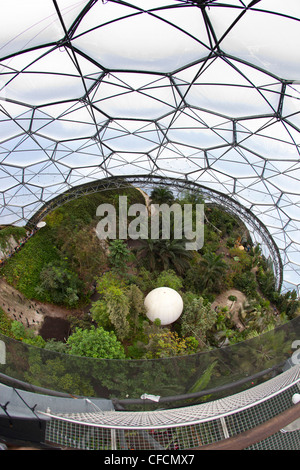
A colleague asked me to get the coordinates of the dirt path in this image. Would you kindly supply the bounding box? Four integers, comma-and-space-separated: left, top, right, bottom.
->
136, 187, 152, 215
0, 278, 78, 333
211, 289, 247, 331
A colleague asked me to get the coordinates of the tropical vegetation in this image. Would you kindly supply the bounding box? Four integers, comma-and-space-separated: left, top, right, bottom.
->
0, 184, 299, 368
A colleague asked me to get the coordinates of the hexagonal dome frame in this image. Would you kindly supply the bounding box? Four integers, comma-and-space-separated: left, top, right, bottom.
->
0, 0, 300, 293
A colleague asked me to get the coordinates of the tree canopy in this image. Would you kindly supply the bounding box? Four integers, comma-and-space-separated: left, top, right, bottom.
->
66, 326, 126, 359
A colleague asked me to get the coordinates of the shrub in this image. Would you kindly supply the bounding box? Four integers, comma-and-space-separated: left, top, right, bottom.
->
183, 265, 205, 294
228, 247, 252, 271
233, 271, 258, 298
66, 326, 126, 359
128, 267, 155, 294
108, 239, 131, 272
228, 295, 237, 302
36, 261, 83, 306
256, 267, 276, 299
144, 329, 199, 359
180, 292, 217, 347
96, 271, 127, 295
155, 269, 183, 291
0, 307, 13, 337
10, 320, 46, 348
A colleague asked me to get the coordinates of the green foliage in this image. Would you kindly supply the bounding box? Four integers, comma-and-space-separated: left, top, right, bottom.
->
93, 273, 147, 339
136, 239, 160, 271
250, 243, 262, 267
36, 261, 82, 306
92, 272, 131, 339
43, 339, 68, 354
180, 292, 217, 347
274, 289, 300, 320
108, 239, 131, 272
238, 298, 276, 334
0, 226, 27, 251
205, 205, 240, 237
10, 320, 46, 348
24, 356, 94, 397
143, 329, 199, 359
228, 295, 237, 302
10, 320, 25, 339
178, 189, 204, 206
56, 224, 106, 288
128, 267, 155, 294
2, 186, 144, 304
2, 183, 298, 370
208, 308, 237, 347
96, 271, 127, 295
158, 239, 193, 275
228, 247, 252, 272
137, 238, 193, 275
45, 190, 121, 231
233, 271, 258, 298
188, 361, 217, 394
66, 326, 126, 359
104, 288, 130, 340
1, 226, 60, 299
90, 299, 112, 330
256, 267, 276, 299
67, 313, 95, 333
183, 264, 205, 294
199, 251, 228, 292
155, 269, 183, 291
0, 307, 13, 337
246, 329, 291, 370
126, 284, 147, 333
150, 186, 175, 205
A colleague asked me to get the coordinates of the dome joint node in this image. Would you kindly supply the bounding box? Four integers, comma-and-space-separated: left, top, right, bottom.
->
57, 38, 68, 50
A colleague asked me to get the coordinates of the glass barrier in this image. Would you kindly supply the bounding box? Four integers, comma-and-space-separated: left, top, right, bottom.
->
1, 316, 299, 410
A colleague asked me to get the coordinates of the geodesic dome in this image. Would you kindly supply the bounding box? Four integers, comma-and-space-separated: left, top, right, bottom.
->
0, 0, 300, 293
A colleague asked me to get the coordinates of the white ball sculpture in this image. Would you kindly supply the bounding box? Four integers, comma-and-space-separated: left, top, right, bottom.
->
144, 287, 183, 326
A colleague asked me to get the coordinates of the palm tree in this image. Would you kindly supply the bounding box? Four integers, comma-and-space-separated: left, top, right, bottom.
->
136, 238, 161, 271
150, 186, 175, 205
136, 237, 192, 274
158, 238, 193, 275
200, 251, 227, 291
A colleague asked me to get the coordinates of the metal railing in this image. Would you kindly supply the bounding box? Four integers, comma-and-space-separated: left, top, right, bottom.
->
42, 364, 300, 450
